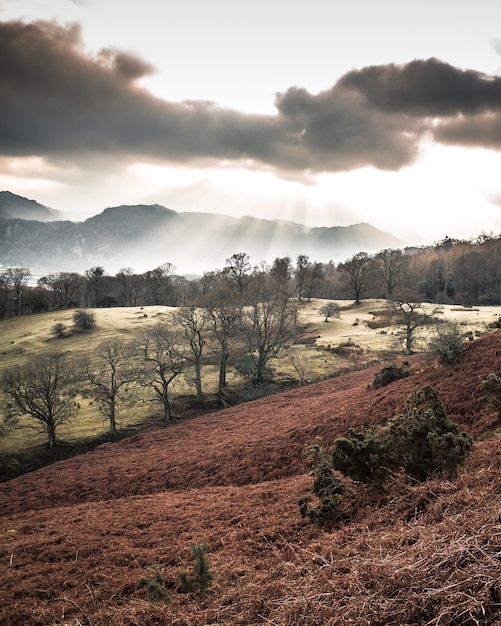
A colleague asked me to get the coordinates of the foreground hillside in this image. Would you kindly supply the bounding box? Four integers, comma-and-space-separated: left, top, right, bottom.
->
1, 332, 501, 624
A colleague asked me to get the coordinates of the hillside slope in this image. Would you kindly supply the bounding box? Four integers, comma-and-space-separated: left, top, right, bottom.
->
1, 331, 501, 624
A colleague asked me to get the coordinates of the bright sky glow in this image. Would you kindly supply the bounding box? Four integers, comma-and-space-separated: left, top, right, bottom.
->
2, 0, 501, 246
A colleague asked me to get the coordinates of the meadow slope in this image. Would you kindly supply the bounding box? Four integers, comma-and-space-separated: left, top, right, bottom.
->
1, 331, 501, 624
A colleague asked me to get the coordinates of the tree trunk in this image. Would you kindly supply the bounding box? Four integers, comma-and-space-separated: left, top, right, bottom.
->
162, 388, 172, 421
218, 341, 229, 397
47, 422, 57, 448
405, 320, 412, 355
109, 398, 117, 434
194, 359, 204, 400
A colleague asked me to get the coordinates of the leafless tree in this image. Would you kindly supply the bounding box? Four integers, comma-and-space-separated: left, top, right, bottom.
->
242, 270, 298, 384
174, 306, 209, 400
81, 339, 140, 434
338, 252, 372, 305
201, 285, 240, 399
116, 267, 142, 307
140, 322, 185, 421
0, 353, 77, 448
144, 262, 176, 305
375, 248, 408, 297
390, 298, 442, 355
224, 252, 251, 298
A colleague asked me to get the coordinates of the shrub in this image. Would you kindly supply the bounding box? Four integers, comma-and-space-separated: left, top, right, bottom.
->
481, 373, 501, 421
139, 564, 169, 602
319, 302, 341, 322
178, 543, 213, 595
331, 427, 393, 485
73, 309, 96, 330
428, 322, 466, 364
298, 444, 346, 529
51, 322, 67, 339
372, 362, 410, 388
382, 386, 472, 481
300, 387, 472, 528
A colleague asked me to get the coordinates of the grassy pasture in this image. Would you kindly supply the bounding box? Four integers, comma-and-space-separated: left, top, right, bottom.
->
0, 299, 499, 474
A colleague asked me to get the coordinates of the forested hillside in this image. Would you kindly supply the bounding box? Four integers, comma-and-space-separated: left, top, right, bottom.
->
2, 233, 501, 320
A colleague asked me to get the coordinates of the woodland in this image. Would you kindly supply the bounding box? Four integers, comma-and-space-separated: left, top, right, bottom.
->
2, 232, 501, 321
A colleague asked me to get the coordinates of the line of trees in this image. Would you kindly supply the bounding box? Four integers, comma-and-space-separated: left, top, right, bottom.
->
0, 258, 301, 448
2, 232, 501, 319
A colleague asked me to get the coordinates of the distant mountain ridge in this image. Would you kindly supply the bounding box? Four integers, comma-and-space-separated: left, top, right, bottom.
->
0, 192, 405, 274
0, 191, 63, 222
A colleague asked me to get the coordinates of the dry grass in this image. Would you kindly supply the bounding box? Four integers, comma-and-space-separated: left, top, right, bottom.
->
1, 329, 501, 623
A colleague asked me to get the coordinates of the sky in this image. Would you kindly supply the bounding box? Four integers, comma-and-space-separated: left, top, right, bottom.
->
2, 0, 501, 246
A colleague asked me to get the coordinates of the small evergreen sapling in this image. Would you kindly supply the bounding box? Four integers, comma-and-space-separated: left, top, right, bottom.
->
178, 543, 213, 595
138, 564, 169, 602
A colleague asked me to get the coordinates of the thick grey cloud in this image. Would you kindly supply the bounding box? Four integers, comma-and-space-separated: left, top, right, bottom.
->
339, 58, 501, 116
2, 20, 501, 175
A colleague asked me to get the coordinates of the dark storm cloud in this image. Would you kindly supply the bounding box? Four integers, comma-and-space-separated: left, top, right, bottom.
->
2, 20, 501, 174
339, 58, 501, 116
338, 58, 501, 150
274, 86, 421, 170
0, 20, 283, 164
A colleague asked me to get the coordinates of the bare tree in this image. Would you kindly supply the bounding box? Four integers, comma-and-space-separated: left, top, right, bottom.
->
242, 270, 298, 384
224, 252, 251, 298
375, 248, 408, 297
39, 272, 83, 309
116, 267, 142, 307
6, 267, 31, 316
174, 307, 209, 400
144, 263, 176, 305
390, 299, 442, 355
0, 270, 13, 319
201, 286, 240, 399
319, 301, 341, 322
81, 339, 140, 434
140, 322, 185, 421
338, 252, 372, 304
0, 353, 77, 448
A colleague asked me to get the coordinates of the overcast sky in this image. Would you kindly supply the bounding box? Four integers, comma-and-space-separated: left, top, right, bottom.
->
2, 0, 501, 245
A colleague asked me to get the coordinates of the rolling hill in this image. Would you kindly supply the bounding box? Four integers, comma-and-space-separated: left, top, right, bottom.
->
1, 330, 501, 624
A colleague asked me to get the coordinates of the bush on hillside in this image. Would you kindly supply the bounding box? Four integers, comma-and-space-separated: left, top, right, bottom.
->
73, 309, 96, 330
331, 427, 393, 486
298, 444, 346, 530
372, 362, 410, 388
481, 373, 501, 421
383, 386, 472, 481
428, 322, 466, 364
301, 387, 473, 528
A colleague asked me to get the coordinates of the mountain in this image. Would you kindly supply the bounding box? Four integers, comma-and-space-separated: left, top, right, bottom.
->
0, 191, 63, 221
0, 193, 405, 274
